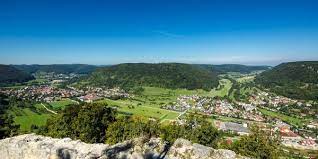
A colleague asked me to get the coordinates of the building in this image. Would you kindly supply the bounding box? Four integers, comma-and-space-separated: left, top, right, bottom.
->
215, 121, 250, 135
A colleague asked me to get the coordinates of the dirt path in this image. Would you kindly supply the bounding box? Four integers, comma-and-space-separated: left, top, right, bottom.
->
41, 103, 57, 114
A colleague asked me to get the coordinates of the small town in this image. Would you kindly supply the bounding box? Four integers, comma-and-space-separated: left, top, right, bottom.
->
161, 93, 318, 151
0, 85, 129, 103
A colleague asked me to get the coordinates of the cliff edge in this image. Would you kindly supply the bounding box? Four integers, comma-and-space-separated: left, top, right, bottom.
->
0, 134, 246, 159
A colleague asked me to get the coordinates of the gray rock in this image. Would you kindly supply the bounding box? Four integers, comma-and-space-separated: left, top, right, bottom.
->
0, 134, 245, 159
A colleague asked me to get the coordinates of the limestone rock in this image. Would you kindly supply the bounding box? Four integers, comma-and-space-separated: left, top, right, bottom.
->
0, 134, 246, 159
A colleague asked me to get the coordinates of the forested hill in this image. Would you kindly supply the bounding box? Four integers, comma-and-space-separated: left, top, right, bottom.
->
197, 64, 270, 74
0, 65, 34, 84
13, 64, 98, 74
255, 61, 318, 100
87, 63, 219, 90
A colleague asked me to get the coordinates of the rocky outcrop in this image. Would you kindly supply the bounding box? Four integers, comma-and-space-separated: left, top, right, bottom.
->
0, 134, 246, 159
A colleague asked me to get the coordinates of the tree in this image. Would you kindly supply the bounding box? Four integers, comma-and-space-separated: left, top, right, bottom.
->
0, 94, 20, 139
230, 126, 279, 159
43, 103, 117, 143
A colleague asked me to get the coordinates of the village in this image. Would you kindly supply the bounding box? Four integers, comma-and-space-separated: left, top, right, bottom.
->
0, 85, 129, 103
161, 92, 318, 151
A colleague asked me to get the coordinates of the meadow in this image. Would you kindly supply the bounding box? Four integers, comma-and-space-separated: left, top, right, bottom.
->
49, 98, 77, 110
9, 105, 51, 132
258, 108, 304, 127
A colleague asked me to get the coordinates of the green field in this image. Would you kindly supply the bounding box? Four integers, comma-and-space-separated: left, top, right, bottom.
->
237, 75, 255, 83
96, 83, 235, 122
97, 98, 180, 122
210, 79, 232, 97
258, 108, 304, 127
49, 98, 77, 109
9, 107, 51, 132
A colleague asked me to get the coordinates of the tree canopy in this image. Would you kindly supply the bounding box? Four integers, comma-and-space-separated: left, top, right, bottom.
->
255, 61, 318, 100
86, 63, 219, 90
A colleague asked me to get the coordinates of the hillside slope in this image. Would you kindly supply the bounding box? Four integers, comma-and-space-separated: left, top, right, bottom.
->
13, 64, 97, 74
0, 65, 34, 84
255, 61, 318, 100
197, 64, 270, 74
87, 63, 219, 90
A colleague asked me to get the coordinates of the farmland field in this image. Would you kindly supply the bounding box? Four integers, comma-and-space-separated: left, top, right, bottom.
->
96, 82, 234, 121
9, 107, 51, 132
258, 108, 305, 127
49, 98, 77, 110
237, 75, 255, 83
96, 98, 179, 121
210, 79, 232, 97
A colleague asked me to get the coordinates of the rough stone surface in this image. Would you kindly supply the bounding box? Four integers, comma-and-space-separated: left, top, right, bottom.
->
0, 134, 246, 159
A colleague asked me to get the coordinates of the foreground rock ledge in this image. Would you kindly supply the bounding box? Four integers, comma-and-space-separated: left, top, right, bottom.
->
0, 134, 247, 159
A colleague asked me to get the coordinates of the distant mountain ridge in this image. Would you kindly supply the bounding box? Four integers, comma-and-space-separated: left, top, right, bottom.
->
86, 63, 219, 90
255, 61, 318, 100
197, 64, 270, 74
0, 65, 34, 84
13, 64, 98, 74
11, 63, 270, 75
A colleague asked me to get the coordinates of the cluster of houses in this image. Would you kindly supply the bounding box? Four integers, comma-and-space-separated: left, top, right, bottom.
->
34, 72, 83, 81
214, 119, 318, 150
235, 102, 264, 121
162, 95, 265, 121
275, 121, 318, 150
77, 87, 130, 103
0, 85, 129, 103
249, 91, 314, 110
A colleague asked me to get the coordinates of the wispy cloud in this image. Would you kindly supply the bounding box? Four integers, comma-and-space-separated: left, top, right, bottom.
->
152, 30, 185, 38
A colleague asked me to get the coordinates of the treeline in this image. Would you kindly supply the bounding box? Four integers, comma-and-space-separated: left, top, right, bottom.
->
0, 65, 34, 85
255, 61, 318, 100
13, 64, 98, 74
197, 64, 270, 74
86, 63, 219, 91
37, 102, 280, 158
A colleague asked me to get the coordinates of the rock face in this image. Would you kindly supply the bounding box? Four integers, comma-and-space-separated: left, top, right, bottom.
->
0, 134, 244, 159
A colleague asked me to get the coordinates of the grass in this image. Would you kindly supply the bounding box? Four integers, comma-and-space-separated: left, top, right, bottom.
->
237, 75, 255, 83
258, 108, 304, 127
95, 82, 233, 122
9, 107, 51, 132
96, 98, 179, 121
49, 98, 77, 109
210, 79, 232, 97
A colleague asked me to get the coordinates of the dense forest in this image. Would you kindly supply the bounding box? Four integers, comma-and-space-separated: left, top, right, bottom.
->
0, 94, 19, 139
11, 64, 269, 75
86, 63, 219, 90
0, 65, 34, 84
197, 64, 270, 74
255, 61, 318, 100
13, 64, 98, 74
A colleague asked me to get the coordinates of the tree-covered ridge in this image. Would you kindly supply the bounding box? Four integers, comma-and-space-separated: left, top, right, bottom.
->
197, 64, 270, 74
255, 61, 318, 100
0, 65, 34, 84
87, 63, 219, 90
13, 64, 98, 74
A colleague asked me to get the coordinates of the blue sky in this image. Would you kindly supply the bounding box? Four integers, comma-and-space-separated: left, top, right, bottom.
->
0, 0, 318, 65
